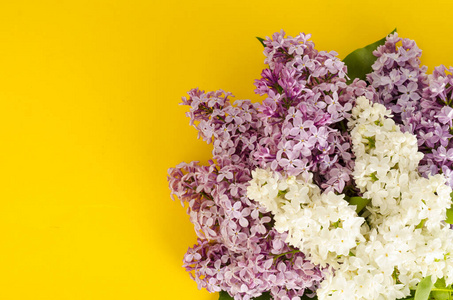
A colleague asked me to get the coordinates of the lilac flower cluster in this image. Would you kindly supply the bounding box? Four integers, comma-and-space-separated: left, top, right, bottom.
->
167, 30, 379, 299
167, 28, 453, 300
368, 33, 453, 187
254, 30, 376, 193
168, 87, 324, 299
168, 30, 453, 299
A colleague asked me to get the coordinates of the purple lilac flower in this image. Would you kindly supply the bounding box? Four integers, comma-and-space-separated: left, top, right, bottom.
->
168, 85, 325, 299
368, 33, 453, 188
254, 30, 376, 193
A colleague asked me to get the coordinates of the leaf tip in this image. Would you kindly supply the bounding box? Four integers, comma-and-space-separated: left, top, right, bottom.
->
256, 37, 266, 47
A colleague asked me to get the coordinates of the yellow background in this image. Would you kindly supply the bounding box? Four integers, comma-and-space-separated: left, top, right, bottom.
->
0, 0, 452, 299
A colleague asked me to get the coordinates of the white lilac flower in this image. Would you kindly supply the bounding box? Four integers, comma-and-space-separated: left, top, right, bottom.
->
247, 169, 365, 268
344, 97, 453, 298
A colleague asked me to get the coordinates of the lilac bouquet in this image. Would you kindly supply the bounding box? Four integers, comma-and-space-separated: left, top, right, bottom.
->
168, 30, 453, 300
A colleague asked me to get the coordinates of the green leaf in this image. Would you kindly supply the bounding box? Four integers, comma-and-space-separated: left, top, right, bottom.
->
415, 276, 433, 300
342, 28, 396, 83
431, 278, 451, 300
430, 291, 450, 300
219, 291, 272, 300
253, 292, 271, 300
300, 293, 318, 300
347, 196, 371, 214
256, 37, 266, 47
219, 291, 233, 300
434, 277, 447, 288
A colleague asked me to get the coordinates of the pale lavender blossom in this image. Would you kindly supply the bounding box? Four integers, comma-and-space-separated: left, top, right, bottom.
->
169, 80, 326, 299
